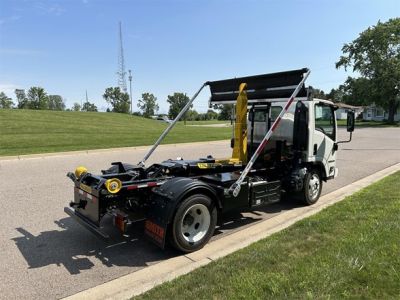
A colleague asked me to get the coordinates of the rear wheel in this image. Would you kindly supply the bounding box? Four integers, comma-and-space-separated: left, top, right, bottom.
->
300, 169, 322, 205
169, 194, 217, 253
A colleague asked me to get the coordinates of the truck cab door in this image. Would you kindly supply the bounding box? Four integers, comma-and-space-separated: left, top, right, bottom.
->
312, 102, 337, 178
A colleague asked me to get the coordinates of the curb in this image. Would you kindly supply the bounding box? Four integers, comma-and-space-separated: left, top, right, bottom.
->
0, 140, 229, 161
63, 162, 400, 300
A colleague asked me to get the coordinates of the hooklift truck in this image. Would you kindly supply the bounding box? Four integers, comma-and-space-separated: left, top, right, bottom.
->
65, 68, 355, 253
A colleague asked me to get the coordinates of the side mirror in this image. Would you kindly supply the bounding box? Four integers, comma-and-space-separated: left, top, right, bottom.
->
337, 110, 354, 145
347, 111, 355, 132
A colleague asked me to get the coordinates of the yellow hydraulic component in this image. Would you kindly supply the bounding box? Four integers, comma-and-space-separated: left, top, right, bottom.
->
214, 158, 241, 165
197, 162, 222, 169
104, 178, 122, 194
231, 83, 248, 164
75, 166, 88, 178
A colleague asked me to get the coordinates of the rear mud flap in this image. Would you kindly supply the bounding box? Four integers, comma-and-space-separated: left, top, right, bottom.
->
64, 207, 109, 240
144, 219, 167, 248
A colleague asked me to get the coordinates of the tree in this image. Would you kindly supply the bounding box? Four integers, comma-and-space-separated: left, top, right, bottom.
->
205, 109, 218, 120
0, 92, 13, 109
334, 77, 376, 106
27, 87, 48, 110
312, 88, 328, 100
325, 88, 343, 103
137, 93, 159, 117
215, 104, 233, 120
336, 18, 400, 123
186, 109, 199, 121
103, 87, 130, 113
167, 93, 191, 122
82, 101, 98, 112
72, 103, 81, 111
48, 95, 66, 111
15, 89, 28, 109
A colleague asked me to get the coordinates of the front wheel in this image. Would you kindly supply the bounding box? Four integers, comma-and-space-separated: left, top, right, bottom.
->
169, 194, 217, 253
300, 170, 322, 205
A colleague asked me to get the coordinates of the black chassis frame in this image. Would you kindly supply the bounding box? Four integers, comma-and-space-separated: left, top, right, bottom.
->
67, 154, 287, 248
66, 103, 314, 248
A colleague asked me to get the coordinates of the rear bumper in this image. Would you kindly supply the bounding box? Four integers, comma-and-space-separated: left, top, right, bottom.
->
64, 207, 109, 240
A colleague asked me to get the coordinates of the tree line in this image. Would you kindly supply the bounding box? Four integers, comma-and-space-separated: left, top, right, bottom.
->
2, 18, 398, 122
0, 87, 98, 112
106, 88, 228, 121
0, 87, 67, 111
0, 86, 229, 120
314, 18, 400, 123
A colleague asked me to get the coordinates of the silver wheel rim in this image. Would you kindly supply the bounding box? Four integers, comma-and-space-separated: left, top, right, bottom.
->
308, 174, 320, 201
180, 203, 210, 243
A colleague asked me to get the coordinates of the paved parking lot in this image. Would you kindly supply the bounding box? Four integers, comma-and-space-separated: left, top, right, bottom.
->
0, 127, 399, 299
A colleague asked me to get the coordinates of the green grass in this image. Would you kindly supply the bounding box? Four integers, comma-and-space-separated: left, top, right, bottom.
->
337, 119, 399, 127
136, 172, 400, 299
181, 120, 231, 125
0, 109, 231, 156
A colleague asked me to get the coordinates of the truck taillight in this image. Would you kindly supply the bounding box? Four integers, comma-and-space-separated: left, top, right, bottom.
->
114, 213, 127, 233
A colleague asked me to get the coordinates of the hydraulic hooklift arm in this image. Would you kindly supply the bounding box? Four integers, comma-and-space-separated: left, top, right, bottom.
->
138, 83, 207, 167
227, 69, 311, 197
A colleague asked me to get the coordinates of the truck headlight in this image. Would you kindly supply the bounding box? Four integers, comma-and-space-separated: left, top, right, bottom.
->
105, 178, 122, 194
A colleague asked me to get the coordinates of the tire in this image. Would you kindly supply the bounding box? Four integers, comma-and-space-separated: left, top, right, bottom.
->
300, 169, 322, 205
169, 194, 217, 253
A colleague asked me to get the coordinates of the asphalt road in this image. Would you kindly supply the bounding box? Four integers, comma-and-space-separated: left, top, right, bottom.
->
0, 127, 399, 299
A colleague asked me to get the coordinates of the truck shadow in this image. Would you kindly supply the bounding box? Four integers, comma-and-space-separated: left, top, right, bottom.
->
12, 217, 178, 275
13, 198, 302, 275
215, 196, 302, 236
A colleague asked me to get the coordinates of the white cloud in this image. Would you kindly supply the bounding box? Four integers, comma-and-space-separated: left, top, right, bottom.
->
34, 2, 65, 16
0, 15, 21, 26
0, 83, 21, 98
0, 48, 44, 56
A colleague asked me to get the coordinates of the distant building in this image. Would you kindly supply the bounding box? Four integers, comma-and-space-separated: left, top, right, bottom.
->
363, 103, 400, 122
335, 103, 363, 120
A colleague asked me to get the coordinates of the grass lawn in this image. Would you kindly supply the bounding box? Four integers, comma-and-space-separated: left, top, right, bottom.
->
136, 172, 400, 299
181, 120, 231, 125
0, 109, 231, 156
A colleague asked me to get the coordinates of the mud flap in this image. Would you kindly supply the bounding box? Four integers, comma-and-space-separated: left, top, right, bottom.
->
144, 219, 167, 248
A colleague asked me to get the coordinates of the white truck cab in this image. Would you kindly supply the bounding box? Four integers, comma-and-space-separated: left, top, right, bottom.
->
249, 98, 339, 181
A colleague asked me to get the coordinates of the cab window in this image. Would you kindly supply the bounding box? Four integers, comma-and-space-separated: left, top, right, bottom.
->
249, 109, 267, 122
249, 106, 282, 122
270, 106, 282, 122
314, 103, 335, 140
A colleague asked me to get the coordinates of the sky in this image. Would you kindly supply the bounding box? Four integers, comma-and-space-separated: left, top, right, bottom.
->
0, 0, 399, 113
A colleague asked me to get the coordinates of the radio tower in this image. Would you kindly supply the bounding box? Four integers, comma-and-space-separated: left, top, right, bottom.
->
117, 21, 127, 93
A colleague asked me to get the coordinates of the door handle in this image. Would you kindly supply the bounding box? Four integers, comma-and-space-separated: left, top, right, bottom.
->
313, 144, 317, 155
